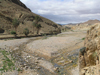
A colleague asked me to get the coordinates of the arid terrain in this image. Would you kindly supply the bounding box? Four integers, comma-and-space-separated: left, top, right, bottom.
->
0, 30, 86, 75
1, 0, 100, 75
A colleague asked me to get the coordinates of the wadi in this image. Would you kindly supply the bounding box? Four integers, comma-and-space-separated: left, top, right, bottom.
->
0, 0, 100, 75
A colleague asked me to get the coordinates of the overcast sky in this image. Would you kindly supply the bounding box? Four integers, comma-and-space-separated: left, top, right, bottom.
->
20, 0, 100, 24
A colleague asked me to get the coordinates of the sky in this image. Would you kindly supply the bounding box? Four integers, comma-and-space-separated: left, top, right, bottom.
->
20, 0, 100, 24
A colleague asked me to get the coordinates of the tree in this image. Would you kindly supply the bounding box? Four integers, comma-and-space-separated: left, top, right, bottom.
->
33, 23, 42, 34
32, 16, 42, 34
12, 18, 19, 32
35, 16, 41, 23
23, 28, 29, 36
10, 31, 17, 37
36, 24, 42, 34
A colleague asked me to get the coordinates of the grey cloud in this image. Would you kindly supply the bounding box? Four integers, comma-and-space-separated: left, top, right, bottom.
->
39, 14, 98, 24
20, 0, 100, 24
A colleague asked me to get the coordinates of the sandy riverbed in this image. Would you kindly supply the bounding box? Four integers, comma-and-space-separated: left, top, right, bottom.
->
26, 31, 86, 59
0, 31, 86, 75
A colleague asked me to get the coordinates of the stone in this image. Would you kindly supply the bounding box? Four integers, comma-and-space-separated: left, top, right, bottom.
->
69, 60, 73, 63
35, 66, 41, 69
13, 47, 19, 51
53, 67, 59, 71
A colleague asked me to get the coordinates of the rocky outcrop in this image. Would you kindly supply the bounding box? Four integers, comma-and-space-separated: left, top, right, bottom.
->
0, 0, 61, 35
79, 23, 100, 75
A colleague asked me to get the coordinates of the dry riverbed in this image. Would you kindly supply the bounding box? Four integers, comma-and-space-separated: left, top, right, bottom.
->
0, 31, 86, 75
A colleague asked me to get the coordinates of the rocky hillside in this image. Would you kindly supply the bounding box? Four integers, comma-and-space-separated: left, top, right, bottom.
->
63, 20, 100, 31
79, 23, 100, 75
0, 0, 61, 35
82, 19, 100, 25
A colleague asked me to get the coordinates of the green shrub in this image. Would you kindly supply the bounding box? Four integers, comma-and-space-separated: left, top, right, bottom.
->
82, 38, 85, 40
0, 50, 15, 72
12, 19, 19, 27
23, 28, 29, 36
32, 16, 42, 34
10, 31, 16, 35
17, 68, 22, 71
35, 16, 41, 22
12, 18, 19, 32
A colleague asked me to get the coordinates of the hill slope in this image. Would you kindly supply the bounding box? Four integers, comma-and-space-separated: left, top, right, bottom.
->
82, 19, 100, 25
0, 0, 61, 35
62, 20, 100, 31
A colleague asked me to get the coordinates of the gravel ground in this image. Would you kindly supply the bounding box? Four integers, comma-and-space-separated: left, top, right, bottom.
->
26, 31, 86, 59
0, 38, 29, 48
0, 37, 40, 49
71, 64, 79, 75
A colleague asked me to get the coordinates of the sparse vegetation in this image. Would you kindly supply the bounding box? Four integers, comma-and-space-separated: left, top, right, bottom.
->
32, 16, 42, 34
36, 24, 42, 34
10, 31, 16, 35
23, 28, 29, 36
0, 50, 15, 72
17, 68, 22, 71
35, 16, 41, 23
12, 18, 19, 32
82, 38, 85, 40
10, 31, 17, 37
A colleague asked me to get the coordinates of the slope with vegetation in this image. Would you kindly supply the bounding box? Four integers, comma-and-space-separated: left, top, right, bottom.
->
0, 0, 61, 37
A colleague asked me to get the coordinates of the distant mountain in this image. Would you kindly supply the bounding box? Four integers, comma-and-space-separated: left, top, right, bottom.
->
63, 19, 100, 26
81, 19, 100, 25
66, 23, 78, 25
62, 19, 100, 31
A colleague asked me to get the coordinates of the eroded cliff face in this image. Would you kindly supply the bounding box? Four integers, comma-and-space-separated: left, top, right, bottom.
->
79, 23, 100, 75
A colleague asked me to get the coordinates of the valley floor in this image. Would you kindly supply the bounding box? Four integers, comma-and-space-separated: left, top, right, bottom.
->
0, 30, 86, 75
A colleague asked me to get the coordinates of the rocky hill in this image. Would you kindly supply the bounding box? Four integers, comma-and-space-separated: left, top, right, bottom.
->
79, 23, 100, 75
63, 20, 100, 31
82, 19, 100, 25
0, 0, 61, 36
